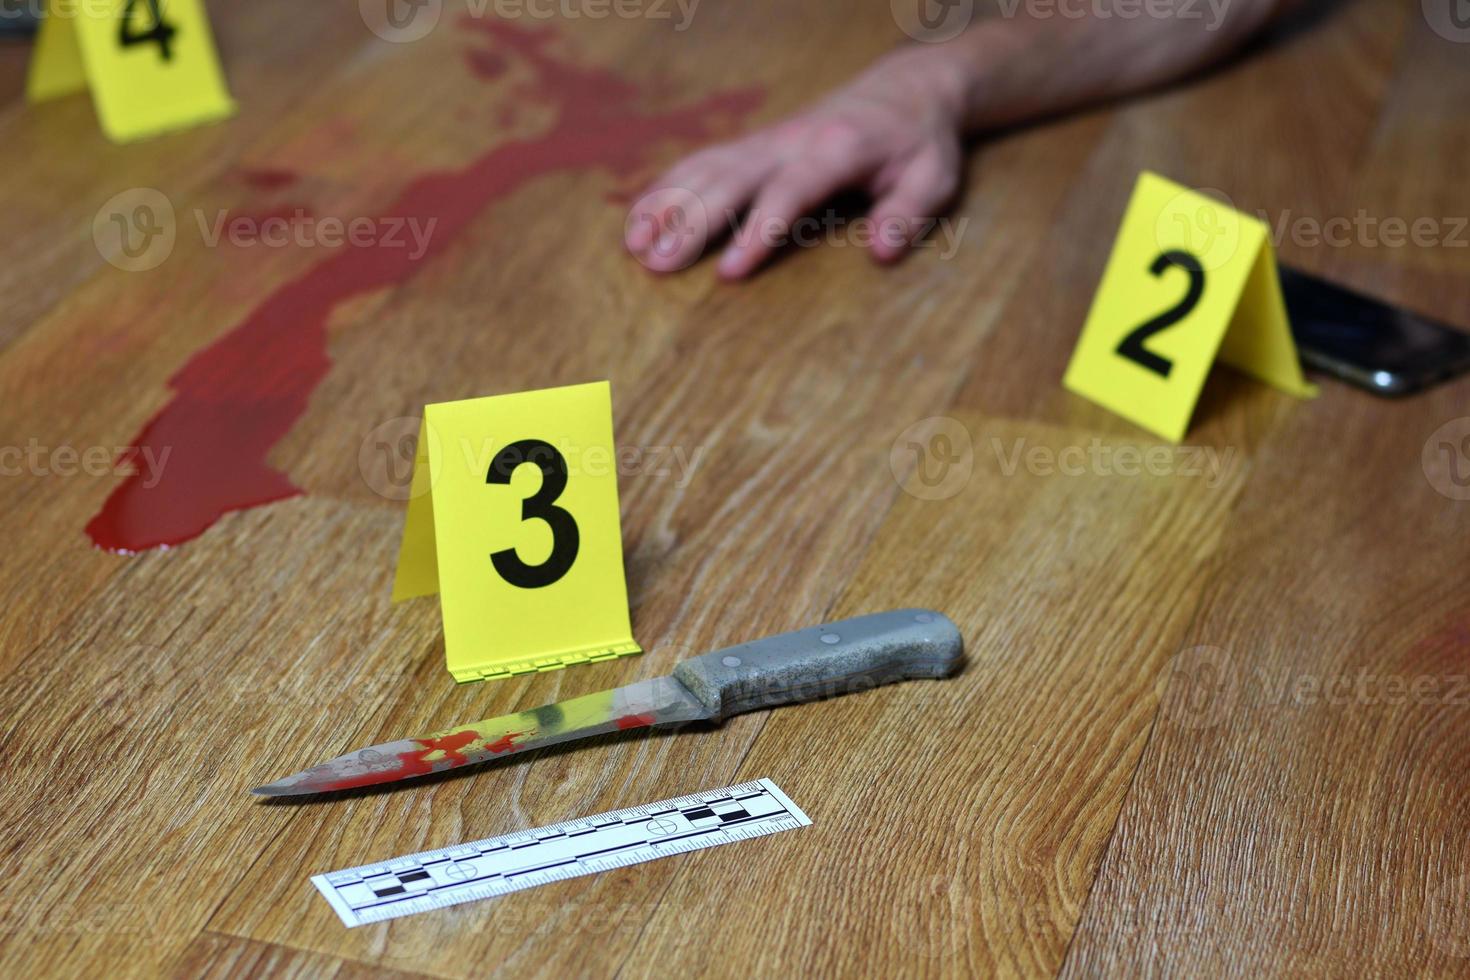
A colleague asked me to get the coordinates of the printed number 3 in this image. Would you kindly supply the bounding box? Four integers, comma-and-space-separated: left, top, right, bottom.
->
487, 439, 579, 589
119, 0, 177, 61
1116, 250, 1206, 378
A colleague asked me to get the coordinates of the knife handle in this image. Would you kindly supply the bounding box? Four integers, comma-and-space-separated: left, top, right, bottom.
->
671, 609, 963, 721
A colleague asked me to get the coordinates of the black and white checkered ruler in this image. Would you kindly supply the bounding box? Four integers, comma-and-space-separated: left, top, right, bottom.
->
311, 778, 811, 927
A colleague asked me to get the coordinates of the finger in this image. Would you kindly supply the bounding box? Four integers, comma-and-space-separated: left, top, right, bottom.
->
623, 186, 669, 255
716, 157, 868, 280
867, 147, 961, 264
624, 185, 716, 274
626, 157, 769, 273
625, 150, 720, 254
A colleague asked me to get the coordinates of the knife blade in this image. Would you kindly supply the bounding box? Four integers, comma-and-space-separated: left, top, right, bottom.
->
252, 608, 962, 797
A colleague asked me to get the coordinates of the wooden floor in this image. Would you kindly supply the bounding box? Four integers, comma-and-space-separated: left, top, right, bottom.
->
2, 0, 1468, 976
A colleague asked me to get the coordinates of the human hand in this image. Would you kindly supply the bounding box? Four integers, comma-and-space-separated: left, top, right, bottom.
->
625, 45, 969, 279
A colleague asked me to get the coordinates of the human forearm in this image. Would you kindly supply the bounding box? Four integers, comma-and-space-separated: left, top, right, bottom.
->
624, 0, 1309, 278
906, 0, 1303, 132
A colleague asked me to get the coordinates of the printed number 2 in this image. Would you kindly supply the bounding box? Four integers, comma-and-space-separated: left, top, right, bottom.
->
487, 439, 579, 589
1116, 250, 1206, 378
119, 0, 177, 61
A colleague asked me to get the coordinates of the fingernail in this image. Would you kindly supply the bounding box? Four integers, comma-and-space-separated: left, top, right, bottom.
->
654, 230, 682, 260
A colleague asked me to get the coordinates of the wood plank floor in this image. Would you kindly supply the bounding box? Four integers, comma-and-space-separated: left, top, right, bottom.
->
1, 1, 1467, 976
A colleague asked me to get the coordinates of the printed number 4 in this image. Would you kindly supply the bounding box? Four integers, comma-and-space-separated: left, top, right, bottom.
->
1116, 250, 1206, 378
487, 439, 580, 589
119, 0, 177, 61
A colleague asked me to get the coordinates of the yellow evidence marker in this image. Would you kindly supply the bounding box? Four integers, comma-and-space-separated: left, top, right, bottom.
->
28, 0, 236, 143
1064, 171, 1316, 443
393, 382, 643, 683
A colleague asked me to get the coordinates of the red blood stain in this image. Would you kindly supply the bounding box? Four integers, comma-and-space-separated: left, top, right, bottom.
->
392, 728, 523, 778
614, 713, 655, 730
312, 728, 529, 793
412, 728, 482, 764
239, 167, 300, 191
86, 20, 764, 552
483, 730, 527, 753
465, 48, 508, 81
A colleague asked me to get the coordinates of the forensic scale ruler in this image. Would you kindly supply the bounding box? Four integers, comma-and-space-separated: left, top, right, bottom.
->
312, 778, 810, 927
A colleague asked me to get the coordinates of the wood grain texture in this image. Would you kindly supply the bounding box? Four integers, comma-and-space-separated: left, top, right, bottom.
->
1, 0, 1466, 977
169, 933, 440, 979
1061, 9, 1470, 977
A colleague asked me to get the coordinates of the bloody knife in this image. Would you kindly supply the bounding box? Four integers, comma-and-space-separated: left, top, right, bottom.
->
252, 609, 962, 796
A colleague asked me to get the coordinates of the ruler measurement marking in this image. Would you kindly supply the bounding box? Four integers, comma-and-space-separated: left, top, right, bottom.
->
311, 778, 809, 927
356, 814, 781, 910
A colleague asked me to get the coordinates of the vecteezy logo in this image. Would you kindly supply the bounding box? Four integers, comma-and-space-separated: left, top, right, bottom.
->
92, 188, 175, 272
360, 0, 442, 43
626, 186, 711, 272
891, 0, 975, 43
890, 833, 975, 960
95, 644, 181, 712
1156, 645, 1238, 731
1155, 186, 1240, 272
1423, 417, 1470, 501
889, 417, 973, 501
1423, 0, 1470, 43
359, 416, 437, 501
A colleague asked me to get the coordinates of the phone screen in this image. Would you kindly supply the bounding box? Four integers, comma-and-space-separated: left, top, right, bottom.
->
1280, 266, 1470, 395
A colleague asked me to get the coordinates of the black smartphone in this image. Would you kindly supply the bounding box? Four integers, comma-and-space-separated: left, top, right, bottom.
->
1280, 266, 1470, 397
